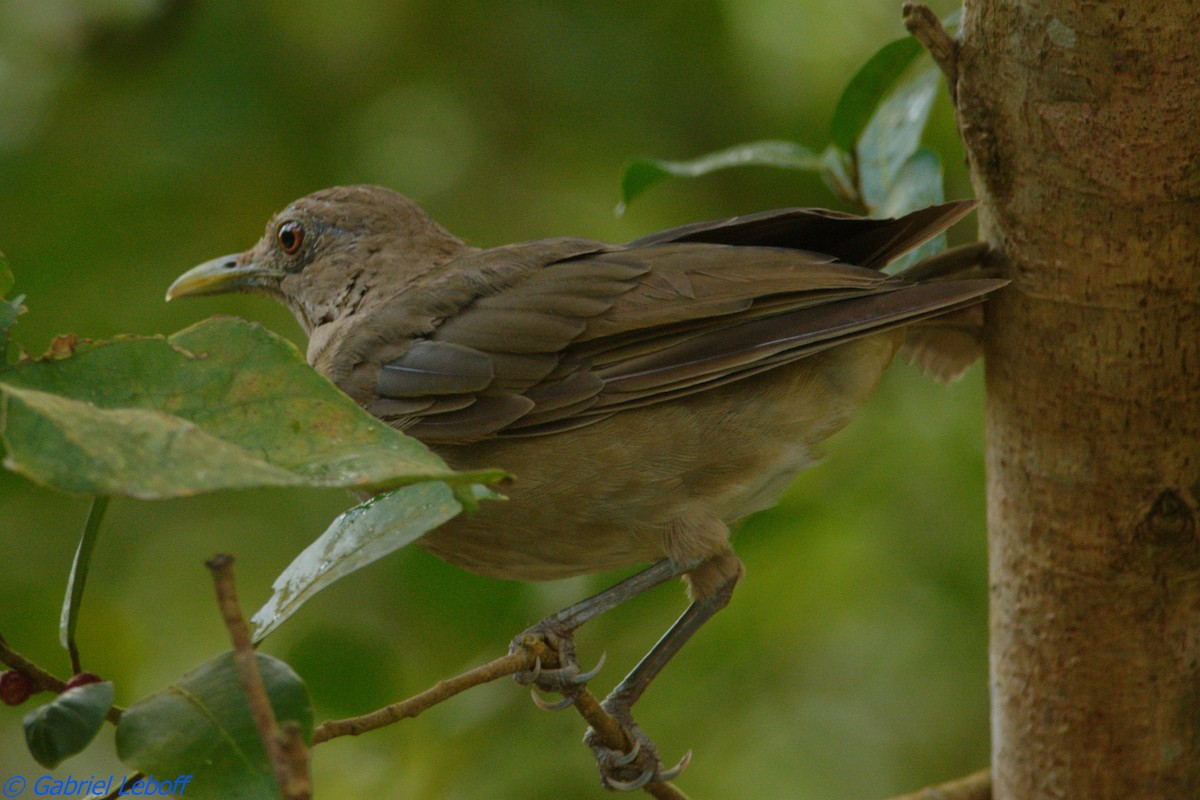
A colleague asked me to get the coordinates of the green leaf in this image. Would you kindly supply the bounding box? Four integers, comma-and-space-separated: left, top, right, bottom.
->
830, 36, 924, 153
117, 652, 312, 800
252, 481, 501, 641
877, 148, 945, 219
0, 317, 505, 498
24, 681, 115, 768
61, 497, 111, 671
829, 7, 960, 156
618, 140, 825, 212
855, 66, 942, 213
0, 298, 17, 335
817, 144, 857, 203
877, 149, 949, 272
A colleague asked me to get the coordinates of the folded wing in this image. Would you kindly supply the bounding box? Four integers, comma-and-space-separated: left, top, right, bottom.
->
365, 201, 1000, 443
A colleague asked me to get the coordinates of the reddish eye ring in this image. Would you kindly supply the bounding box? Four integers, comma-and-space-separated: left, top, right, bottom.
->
277, 221, 304, 254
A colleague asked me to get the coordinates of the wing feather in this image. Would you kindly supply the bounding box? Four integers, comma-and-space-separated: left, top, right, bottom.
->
357, 202, 999, 443
627, 199, 975, 269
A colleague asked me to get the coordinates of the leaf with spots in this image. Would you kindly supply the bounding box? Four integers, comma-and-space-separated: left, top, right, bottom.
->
0, 316, 505, 498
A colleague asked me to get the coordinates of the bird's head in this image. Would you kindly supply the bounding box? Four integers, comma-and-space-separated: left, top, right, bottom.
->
166, 185, 468, 333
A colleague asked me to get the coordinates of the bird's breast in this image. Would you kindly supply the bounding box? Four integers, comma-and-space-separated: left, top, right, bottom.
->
414, 333, 902, 581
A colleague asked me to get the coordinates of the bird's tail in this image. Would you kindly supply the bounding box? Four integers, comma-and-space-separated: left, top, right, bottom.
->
895, 241, 1006, 383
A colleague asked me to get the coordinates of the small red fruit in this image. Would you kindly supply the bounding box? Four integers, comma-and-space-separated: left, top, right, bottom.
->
62, 672, 102, 691
0, 670, 34, 706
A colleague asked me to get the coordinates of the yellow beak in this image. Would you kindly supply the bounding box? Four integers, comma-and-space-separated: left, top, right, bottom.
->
165, 254, 283, 301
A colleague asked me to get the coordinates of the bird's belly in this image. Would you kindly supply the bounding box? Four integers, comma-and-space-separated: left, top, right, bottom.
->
416, 334, 901, 580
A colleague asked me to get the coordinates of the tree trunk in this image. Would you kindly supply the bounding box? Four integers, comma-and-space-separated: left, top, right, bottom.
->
955, 1, 1200, 798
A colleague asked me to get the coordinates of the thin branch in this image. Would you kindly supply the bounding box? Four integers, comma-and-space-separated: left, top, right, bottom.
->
312, 649, 537, 742
313, 634, 690, 799
519, 634, 690, 800
207, 554, 310, 800
903, 2, 960, 101
569, 689, 692, 800
279, 722, 313, 800
885, 768, 991, 800
0, 632, 123, 724
0, 632, 67, 694
645, 775, 692, 800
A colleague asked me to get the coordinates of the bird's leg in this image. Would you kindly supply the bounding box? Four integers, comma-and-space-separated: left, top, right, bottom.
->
509, 558, 696, 697
584, 561, 740, 791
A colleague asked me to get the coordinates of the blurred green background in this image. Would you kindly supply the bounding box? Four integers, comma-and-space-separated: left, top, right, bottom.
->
0, 1, 986, 797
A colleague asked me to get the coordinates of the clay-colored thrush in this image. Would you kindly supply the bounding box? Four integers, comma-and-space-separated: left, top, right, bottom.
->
168, 185, 1003, 788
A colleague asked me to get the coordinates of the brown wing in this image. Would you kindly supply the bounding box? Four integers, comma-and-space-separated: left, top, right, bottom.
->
627, 199, 976, 269
365, 203, 1000, 443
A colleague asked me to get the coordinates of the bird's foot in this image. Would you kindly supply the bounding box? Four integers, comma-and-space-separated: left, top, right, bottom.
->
509, 625, 606, 709
584, 701, 691, 791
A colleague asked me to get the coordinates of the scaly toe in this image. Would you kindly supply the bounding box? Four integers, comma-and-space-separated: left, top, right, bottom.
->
584, 716, 688, 791
510, 628, 604, 708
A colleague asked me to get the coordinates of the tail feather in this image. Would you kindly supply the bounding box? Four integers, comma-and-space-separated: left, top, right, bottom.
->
627, 200, 976, 270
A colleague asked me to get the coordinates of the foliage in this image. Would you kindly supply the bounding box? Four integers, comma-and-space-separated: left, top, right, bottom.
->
252, 481, 498, 641
23, 682, 113, 769
0, 272, 501, 792
619, 11, 961, 270
0, 318, 500, 498
117, 653, 311, 800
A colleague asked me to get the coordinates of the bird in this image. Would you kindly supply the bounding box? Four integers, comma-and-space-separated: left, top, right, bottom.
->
167, 184, 1004, 789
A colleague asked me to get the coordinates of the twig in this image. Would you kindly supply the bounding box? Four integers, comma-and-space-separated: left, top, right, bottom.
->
0, 632, 67, 694
0, 632, 123, 724
885, 768, 991, 800
569, 689, 692, 800
312, 649, 537, 742
313, 635, 690, 799
903, 2, 960, 101
279, 722, 313, 800
645, 775, 692, 800
515, 634, 690, 800
207, 554, 309, 800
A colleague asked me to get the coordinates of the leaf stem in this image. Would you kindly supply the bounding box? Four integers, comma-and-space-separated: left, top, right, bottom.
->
61, 496, 110, 675
0, 631, 123, 723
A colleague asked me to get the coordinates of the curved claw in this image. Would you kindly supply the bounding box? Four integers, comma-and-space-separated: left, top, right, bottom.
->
530, 687, 575, 711
517, 655, 542, 685
614, 737, 641, 767
572, 650, 607, 684
658, 749, 692, 782
605, 766, 656, 792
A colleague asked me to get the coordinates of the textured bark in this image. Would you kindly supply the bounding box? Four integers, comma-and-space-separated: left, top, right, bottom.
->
956, 1, 1200, 798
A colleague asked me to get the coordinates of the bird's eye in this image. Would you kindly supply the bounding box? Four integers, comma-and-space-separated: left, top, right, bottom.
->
277, 221, 305, 255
